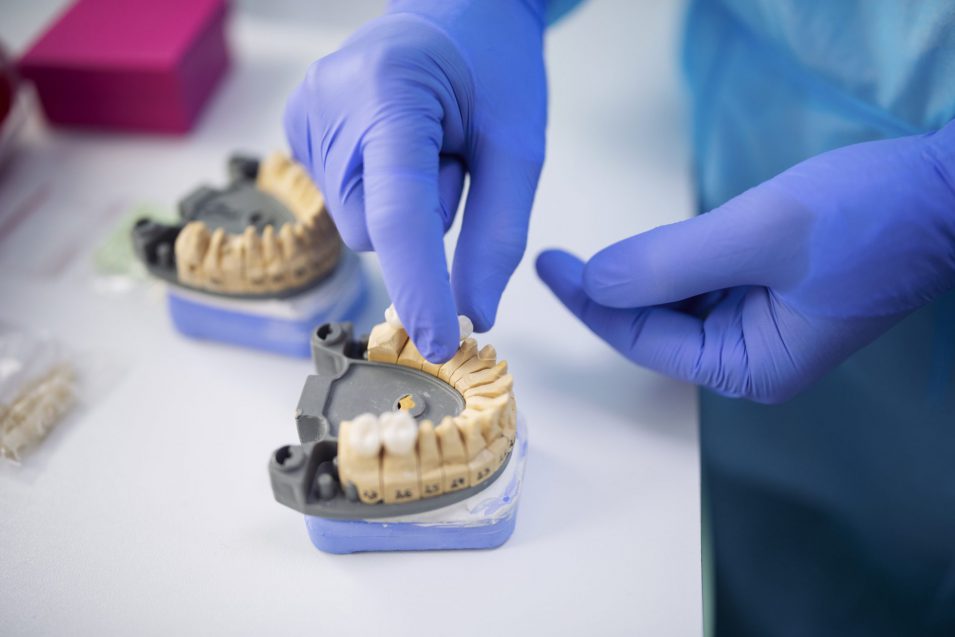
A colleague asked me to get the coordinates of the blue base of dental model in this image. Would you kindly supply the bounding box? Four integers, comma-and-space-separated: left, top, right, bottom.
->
304, 419, 527, 554
166, 251, 367, 358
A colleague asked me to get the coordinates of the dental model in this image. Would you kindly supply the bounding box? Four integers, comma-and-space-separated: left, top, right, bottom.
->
335, 305, 517, 505
132, 152, 342, 298
268, 315, 527, 553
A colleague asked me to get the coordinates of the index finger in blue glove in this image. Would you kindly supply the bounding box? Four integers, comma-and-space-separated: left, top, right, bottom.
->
362, 110, 460, 363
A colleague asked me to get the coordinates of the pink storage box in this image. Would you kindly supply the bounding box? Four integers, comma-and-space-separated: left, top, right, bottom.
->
18, 0, 230, 134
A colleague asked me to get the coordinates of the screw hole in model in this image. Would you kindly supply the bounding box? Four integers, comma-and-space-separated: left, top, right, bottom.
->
275, 445, 292, 465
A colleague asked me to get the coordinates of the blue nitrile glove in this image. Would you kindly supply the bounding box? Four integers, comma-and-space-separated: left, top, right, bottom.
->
284, 0, 548, 362
537, 121, 955, 403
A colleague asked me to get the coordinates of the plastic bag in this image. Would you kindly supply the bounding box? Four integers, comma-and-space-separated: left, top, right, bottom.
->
0, 324, 77, 461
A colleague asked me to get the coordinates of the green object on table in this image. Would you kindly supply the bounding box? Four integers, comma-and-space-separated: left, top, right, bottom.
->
92, 204, 175, 279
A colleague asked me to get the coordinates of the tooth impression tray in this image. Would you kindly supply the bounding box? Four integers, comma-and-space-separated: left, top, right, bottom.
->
269, 321, 525, 551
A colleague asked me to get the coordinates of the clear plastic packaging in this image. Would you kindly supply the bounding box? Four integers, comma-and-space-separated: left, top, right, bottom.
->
0, 324, 77, 461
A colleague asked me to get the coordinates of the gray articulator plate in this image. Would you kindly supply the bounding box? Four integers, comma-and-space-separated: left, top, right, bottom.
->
130, 155, 334, 300
268, 322, 513, 520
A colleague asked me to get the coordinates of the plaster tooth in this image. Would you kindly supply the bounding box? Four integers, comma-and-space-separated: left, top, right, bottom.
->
471, 395, 507, 443
263, 225, 287, 291
396, 338, 426, 371
174, 221, 210, 285
456, 411, 496, 486
367, 322, 408, 364
463, 373, 514, 401
502, 395, 518, 445
435, 416, 469, 492
421, 356, 443, 377
455, 412, 487, 461
450, 344, 497, 388
465, 390, 509, 408
380, 411, 419, 503
243, 226, 267, 293
280, 223, 310, 288
219, 234, 245, 292
301, 215, 321, 248
488, 436, 509, 470
337, 414, 383, 504
202, 228, 227, 290
290, 221, 324, 280
256, 152, 292, 194
299, 186, 325, 221
293, 222, 312, 249
437, 338, 477, 383
261, 225, 278, 263
456, 361, 509, 395
416, 420, 443, 498
278, 223, 296, 260
277, 164, 305, 218
382, 449, 419, 503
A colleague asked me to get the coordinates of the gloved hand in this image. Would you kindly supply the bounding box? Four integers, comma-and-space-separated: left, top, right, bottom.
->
284, 0, 548, 362
537, 121, 955, 403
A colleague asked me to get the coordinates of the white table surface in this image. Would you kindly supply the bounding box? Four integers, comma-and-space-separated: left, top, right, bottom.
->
0, 1, 702, 635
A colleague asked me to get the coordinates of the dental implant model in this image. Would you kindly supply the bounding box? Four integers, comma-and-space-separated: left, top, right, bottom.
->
268, 306, 528, 554
131, 152, 366, 356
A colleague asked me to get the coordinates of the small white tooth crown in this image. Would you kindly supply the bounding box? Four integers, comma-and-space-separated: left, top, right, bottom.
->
383, 304, 473, 341
457, 315, 473, 340
380, 411, 418, 454
348, 413, 382, 457
384, 304, 403, 329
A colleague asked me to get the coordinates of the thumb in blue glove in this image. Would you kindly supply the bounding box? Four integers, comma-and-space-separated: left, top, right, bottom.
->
537, 121, 955, 403
284, 0, 548, 362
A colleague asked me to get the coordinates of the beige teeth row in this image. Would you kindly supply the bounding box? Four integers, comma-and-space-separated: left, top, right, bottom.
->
256, 151, 326, 223
337, 320, 517, 505
174, 153, 343, 294
175, 220, 340, 294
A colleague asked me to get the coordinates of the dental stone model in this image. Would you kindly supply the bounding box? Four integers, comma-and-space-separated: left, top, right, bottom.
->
337, 306, 517, 504
132, 152, 342, 298
269, 305, 519, 513
267, 306, 527, 553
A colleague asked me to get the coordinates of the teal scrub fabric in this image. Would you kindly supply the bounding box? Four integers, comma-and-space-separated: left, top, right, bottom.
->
684, 1, 955, 634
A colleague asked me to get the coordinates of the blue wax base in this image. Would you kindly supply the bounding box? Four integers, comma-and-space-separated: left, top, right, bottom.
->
165, 252, 367, 357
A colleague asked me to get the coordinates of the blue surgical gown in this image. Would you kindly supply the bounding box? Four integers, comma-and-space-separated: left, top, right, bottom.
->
683, 1, 955, 635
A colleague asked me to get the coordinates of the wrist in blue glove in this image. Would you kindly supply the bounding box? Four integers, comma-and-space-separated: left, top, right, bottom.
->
284, 0, 548, 362
537, 121, 955, 403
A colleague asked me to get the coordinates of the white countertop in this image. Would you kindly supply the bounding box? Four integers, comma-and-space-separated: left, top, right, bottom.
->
0, 1, 702, 635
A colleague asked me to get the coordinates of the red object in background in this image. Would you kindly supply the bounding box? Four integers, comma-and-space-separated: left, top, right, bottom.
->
0, 46, 15, 127
17, 0, 230, 134
0, 70, 12, 128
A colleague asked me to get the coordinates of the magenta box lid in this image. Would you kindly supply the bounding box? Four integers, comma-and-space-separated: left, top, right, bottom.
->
17, 0, 230, 133
20, 0, 228, 71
